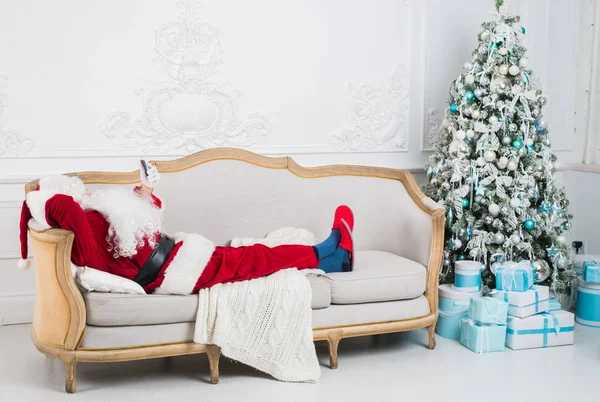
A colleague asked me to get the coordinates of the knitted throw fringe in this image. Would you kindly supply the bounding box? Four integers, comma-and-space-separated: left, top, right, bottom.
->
194, 227, 321, 382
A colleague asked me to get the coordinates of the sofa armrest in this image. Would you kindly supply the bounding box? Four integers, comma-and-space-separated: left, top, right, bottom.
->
28, 225, 86, 350
423, 205, 445, 315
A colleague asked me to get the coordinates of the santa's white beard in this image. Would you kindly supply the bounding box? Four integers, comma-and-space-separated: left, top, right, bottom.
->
80, 188, 163, 258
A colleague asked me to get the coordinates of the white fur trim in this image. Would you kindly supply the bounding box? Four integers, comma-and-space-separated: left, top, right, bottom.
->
153, 232, 216, 295
18, 259, 31, 270
26, 190, 58, 229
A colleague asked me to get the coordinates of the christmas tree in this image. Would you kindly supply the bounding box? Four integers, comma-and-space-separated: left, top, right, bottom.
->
424, 0, 577, 298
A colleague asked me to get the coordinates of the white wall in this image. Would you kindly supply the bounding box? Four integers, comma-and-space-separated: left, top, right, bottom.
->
0, 0, 587, 324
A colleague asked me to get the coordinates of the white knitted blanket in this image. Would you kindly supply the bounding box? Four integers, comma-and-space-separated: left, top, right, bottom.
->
194, 227, 321, 382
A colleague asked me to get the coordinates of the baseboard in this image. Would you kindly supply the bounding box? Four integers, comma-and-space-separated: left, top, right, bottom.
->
0, 294, 35, 326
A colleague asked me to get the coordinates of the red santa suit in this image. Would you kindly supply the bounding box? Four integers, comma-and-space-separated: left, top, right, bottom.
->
19, 176, 319, 295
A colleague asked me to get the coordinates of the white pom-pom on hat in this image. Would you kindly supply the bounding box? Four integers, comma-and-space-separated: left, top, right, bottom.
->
18, 259, 31, 270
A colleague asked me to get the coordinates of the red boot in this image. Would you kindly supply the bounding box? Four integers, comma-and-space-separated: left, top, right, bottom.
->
332, 205, 354, 253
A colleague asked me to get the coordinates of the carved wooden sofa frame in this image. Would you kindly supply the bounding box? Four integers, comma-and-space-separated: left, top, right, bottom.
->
25, 148, 445, 393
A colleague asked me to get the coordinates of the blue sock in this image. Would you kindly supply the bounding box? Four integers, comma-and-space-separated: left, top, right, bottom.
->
312, 229, 341, 260
317, 247, 350, 273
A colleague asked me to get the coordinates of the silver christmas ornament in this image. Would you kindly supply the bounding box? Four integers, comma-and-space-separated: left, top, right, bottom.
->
458, 228, 467, 237
539, 96, 548, 105
474, 88, 484, 98
479, 198, 490, 207
500, 206, 509, 215
509, 123, 518, 132
481, 77, 491, 86
464, 62, 474, 71
442, 182, 451, 191
475, 195, 483, 204
556, 255, 569, 269
510, 234, 521, 244
430, 178, 439, 186
493, 232, 505, 244
443, 258, 451, 267
563, 222, 572, 231
532, 259, 551, 283
538, 120, 548, 130
532, 109, 540, 117
484, 216, 494, 225
497, 100, 505, 109
453, 239, 463, 249
518, 147, 527, 157
469, 249, 479, 258
502, 136, 512, 145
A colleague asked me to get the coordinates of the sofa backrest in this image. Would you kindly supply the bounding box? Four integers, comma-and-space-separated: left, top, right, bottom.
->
48, 149, 435, 268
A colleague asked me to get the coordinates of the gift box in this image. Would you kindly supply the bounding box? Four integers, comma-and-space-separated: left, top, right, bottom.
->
495, 261, 534, 292
468, 297, 508, 325
548, 298, 561, 311
574, 254, 600, 277
491, 285, 550, 318
576, 278, 600, 327
459, 319, 506, 353
506, 310, 575, 350
452, 261, 482, 293
436, 284, 482, 340
583, 262, 600, 284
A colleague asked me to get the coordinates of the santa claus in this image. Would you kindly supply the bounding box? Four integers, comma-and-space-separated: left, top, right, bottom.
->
19, 161, 354, 295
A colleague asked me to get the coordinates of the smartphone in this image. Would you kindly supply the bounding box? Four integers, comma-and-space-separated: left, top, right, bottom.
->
140, 160, 150, 179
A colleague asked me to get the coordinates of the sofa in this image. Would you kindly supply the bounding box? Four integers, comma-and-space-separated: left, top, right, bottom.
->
25, 147, 445, 393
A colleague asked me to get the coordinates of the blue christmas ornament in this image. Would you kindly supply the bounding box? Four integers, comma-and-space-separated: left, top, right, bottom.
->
521, 26, 526, 34
457, 254, 466, 261
527, 145, 535, 152
538, 201, 553, 213
462, 198, 470, 208
546, 245, 560, 258
466, 137, 473, 143
450, 104, 458, 113
512, 139, 524, 149
524, 219, 536, 230
488, 42, 496, 52
465, 91, 475, 101
467, 224, 473, 239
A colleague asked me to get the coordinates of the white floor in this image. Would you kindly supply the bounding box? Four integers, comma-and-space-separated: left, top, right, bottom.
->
0, 323, 598, 402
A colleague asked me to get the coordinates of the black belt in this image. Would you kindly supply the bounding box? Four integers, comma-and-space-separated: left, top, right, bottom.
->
134, 235, 176, 286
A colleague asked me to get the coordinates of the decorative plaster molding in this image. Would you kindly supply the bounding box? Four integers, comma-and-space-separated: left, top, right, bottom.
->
100, 0, 270, 153
0, 77, 33, 156
425, 108, 444, 150
328, 65, 410, 152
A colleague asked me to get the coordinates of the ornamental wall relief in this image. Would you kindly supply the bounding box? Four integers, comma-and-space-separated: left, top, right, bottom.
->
328, 65, 410, 151
0, 76, 34, 156
100, 0, 270, 152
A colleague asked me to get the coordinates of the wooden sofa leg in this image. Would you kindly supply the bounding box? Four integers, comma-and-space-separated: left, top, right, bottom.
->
326, 330, 343, 369
64, 360, 77, 394
427, 324, 436, 350
206, 345, 221, 384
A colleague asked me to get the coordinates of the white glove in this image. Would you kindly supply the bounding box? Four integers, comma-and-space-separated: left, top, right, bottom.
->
140, 160, 160, 188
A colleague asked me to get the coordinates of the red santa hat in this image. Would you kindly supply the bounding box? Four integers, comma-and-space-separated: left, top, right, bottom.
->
18, 175, 86, 270
18, 199, 33, 270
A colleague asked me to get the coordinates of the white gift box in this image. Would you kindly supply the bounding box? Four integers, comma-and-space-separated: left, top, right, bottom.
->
491, 285, 550, 318
506, 310, 575, 350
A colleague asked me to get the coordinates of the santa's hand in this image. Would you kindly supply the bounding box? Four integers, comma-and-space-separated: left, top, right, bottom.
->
140, 160, 160, 188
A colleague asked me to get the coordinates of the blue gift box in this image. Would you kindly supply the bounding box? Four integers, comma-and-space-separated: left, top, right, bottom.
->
548, 298, 562, 311
583, 262, 600, 284
436, 284, 482, 340
453, 261, 482, 293
495, 261, 534, 292
576, 278, 600, 327
468, 297, 508, 325
460, 319, 506, 353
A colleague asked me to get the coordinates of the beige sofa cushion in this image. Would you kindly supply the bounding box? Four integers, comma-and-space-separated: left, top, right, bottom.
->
80, 297, 431, 349
327, 250, 426, 304
84, 274, 331, 326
